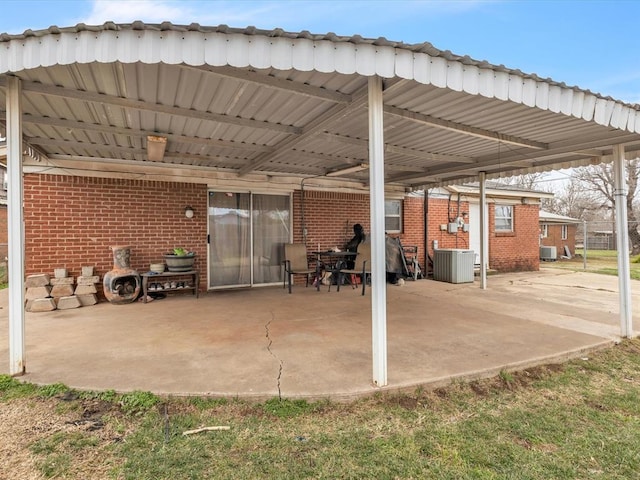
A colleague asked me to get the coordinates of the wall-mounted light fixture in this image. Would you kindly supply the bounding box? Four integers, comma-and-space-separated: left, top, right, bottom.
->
326, 163, 369, 177
184, 206, 194, 219
147, 135, 167, 162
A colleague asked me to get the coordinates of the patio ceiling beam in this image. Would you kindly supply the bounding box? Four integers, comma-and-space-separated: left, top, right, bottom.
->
292, 149, 366, 165
319, 132, 475, 163
32, 154, 333, 183
291, 147, 425, 177
0, 117, 49, 162
472, 131, 640, 165
388, 131, 640, 184
383, 105, 549, 150
237, 82, 375, 176
8, 113, 274, 153
3, 79, 301, 135
189, 65, 353, 104
25, 137, 254, 165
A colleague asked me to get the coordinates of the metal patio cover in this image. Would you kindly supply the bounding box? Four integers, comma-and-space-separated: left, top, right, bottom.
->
1, 22, 640, 186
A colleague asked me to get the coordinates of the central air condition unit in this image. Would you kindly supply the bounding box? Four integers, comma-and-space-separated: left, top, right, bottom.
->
539, 246, 557, 261
433, 249, 475, 284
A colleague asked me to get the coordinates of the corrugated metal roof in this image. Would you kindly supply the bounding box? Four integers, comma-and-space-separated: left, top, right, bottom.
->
0, 22, 634, 106
0, 22, 639, 189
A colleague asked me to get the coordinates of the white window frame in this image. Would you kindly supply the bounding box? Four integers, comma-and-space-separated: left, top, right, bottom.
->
561, 224, 568, 240
384, 199, 402, 233
495, 205, 514, 232
541, 224, 548, 238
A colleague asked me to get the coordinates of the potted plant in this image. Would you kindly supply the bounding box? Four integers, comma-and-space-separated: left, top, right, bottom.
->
164, 247, 197, 272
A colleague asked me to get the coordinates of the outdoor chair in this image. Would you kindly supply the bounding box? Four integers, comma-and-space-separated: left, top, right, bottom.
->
337, 243, 371, 295
283, 243, 315, 294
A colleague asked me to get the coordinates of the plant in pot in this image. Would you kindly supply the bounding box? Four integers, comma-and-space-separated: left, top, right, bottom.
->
164, 247, 197, 272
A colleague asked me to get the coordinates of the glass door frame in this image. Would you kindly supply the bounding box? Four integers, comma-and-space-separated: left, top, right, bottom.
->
207, 189, 292, 290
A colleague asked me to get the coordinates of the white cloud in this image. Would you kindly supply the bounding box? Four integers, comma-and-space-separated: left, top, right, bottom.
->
84, 0, 188, 24
82, 0, 298, 27
80, 1, 496, 35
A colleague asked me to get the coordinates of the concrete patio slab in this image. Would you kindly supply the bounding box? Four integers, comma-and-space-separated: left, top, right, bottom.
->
1, 268, 638, 401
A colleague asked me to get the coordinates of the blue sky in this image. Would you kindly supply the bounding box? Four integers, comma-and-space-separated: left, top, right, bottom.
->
1, 0, 639, 104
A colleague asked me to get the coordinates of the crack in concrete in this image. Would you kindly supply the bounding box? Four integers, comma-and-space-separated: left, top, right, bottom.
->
265, 316, 283, 400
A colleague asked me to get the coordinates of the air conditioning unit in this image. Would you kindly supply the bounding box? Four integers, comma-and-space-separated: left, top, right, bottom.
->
539, 246, 557, 261
433, 249, 475, 283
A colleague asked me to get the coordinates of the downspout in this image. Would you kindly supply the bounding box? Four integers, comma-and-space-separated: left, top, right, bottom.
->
423, 188, 429, 275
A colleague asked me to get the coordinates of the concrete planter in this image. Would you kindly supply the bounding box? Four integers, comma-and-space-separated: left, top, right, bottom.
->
164, 254, 196, 272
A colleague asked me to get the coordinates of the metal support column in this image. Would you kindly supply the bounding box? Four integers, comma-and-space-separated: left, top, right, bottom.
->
479, 171, 487, 290
368, 76, 387, 386
613, 145, 633, 337
6, 76, 26, 375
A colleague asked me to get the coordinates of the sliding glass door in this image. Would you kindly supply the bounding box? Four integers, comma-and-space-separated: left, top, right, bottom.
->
208, 191, 290, 288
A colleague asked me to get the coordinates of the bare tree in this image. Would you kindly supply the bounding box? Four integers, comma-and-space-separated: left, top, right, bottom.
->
572, 160, 640, 254
546, 176, 600, 219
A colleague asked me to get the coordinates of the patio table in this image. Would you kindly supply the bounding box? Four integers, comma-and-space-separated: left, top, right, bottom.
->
312, 251, 357, 291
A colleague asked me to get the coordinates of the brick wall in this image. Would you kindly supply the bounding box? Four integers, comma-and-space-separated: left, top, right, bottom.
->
21, 176, 540, 294
24, 174, 208, 292
424, 197, 471, 261
489, 204, 540, 272
292, 191, 428, 269
293, 190, 370, 250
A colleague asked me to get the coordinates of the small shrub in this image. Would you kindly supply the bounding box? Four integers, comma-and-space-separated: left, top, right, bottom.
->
78, 389, 117, 402
262, 397, 313, 418
119, 390, 160, 416
499, 370, 514, 385
38, 383, 70, 398
188, 396, 228, 410
0, 374, 20, 391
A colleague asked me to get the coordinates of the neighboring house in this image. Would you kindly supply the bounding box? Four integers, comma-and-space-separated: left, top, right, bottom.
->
539, 210, 581, 258
427, 184, 553, 272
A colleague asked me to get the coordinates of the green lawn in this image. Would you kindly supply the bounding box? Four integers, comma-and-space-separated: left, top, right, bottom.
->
2, 340, 640, 479
544, 249, 640, 280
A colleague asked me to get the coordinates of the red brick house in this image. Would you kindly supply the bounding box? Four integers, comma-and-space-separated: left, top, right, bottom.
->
11, 172, 551, 293
539, 210, 581, 258
426, 185, 553, 273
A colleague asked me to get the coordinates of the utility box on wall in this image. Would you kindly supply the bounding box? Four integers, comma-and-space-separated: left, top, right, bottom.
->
433, 249, 475, 284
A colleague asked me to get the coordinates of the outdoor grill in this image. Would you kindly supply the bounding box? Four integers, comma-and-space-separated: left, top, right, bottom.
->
103, 246, 141, 304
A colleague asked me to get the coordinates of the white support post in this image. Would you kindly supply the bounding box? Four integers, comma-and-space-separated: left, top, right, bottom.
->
6, 76, 26, 375
368, 76, 387, 387
583, 220, 587, 271
613, 145, 633, 338
479, 172, 487, 290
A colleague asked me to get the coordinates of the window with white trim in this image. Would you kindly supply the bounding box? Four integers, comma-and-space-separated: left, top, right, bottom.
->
385, 199, 402, 233
495, 205, 513, 232
561, 224, 568, 240
541, 224, 548, 238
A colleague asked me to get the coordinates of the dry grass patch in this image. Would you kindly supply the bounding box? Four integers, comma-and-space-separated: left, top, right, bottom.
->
1, 339, 640, 479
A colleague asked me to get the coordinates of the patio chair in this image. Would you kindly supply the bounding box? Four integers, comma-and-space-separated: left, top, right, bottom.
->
283, 243, 315, 294
337, 243, 371, 295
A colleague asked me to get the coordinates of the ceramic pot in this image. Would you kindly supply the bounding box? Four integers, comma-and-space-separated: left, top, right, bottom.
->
164, 254, 196, 272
